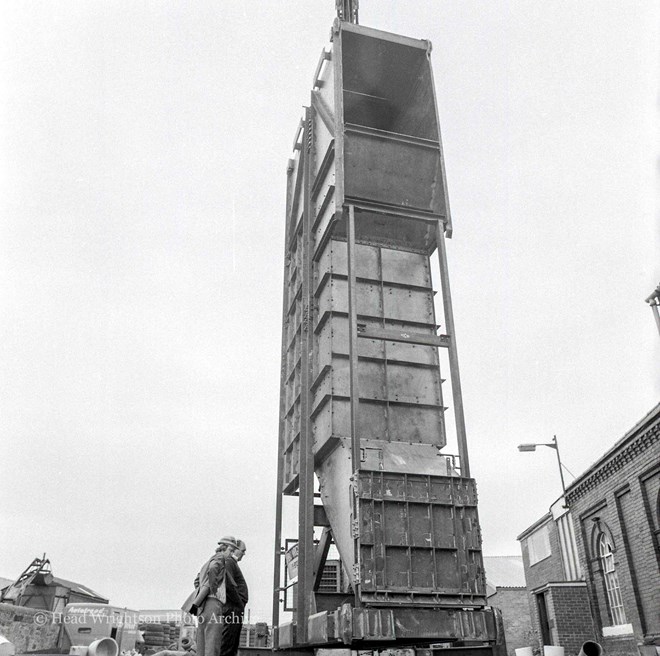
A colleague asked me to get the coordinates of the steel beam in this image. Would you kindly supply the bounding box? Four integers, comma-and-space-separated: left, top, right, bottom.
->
312, 527, 333, 591
273, 152, 299, 635
311, 90, 335, 133
435, 222, 470, 478
347, 205, 360, 471
346, 203, 362, 605
296, 108, 316, 643
357, 325, 450, 348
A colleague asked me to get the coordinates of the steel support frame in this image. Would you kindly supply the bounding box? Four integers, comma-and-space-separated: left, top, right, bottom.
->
296, 106, 317, 644
275, 19, 476, 646
273, 106, 319, 646
312, 527, 333, 591
275, 31, 346, 647
346, 203, 362, 603
435, 222, 470, 478
272, 154, 297, 639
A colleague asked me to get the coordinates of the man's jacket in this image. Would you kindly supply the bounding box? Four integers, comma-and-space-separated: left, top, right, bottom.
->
224, 557, 248, 609
195, 552, 248, 610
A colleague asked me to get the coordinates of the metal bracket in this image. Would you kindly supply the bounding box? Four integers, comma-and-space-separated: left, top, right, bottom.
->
292, 118, 304, 152
312, 49, 332, 89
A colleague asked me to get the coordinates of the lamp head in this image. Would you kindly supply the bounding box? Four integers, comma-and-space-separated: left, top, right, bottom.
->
517, 444, 537, 452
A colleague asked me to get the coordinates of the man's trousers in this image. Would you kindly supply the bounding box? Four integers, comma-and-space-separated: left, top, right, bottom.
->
219, 607, 243, 656
196, 597, 223, 656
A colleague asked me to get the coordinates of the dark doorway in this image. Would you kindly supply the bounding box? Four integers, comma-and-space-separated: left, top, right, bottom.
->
536, 592, 552, 645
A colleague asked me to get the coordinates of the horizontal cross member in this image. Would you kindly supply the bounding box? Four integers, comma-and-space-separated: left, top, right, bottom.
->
357, 324, 451, 348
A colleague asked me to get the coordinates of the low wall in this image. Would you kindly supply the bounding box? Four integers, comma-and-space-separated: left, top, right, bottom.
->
489, 588, 536, 656
0, 603, 60, 653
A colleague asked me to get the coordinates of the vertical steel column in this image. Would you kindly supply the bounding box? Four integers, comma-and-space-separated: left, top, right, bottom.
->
347, 204, 360, 470
332, 21, 345, 205
296, 107, 315, 644
346, 203, 362, 603
436, 222, 470, 478
272, 158, 297, 637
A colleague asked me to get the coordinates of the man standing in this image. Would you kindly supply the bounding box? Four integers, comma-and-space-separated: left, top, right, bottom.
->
194, 536, 239, 656
219, 539, 248, 656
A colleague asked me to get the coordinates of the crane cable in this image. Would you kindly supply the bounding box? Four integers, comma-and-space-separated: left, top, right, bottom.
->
336, 0, 359, 24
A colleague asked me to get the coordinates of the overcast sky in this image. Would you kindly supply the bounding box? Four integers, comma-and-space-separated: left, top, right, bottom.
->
1, 0, 658, 624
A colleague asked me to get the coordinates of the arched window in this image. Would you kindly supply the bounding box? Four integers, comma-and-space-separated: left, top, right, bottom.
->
598, 532, 626, 625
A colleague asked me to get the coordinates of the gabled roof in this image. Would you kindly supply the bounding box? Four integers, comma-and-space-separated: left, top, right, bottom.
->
483, 555, 526, 595
51, 576, 108, 602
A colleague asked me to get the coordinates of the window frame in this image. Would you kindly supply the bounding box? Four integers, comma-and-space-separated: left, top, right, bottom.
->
597, 531, 627, 626
527, 523, 552, 566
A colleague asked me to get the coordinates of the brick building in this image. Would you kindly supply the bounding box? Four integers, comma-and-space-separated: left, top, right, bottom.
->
565, 403, 660, 656
519, 402, 660, 656
483, 556, 533, 656
518, 503, 594, 656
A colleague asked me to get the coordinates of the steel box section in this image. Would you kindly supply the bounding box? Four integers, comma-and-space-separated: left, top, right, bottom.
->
326, 604, 497, 645
275, 18, 487, 650
340, 28, 439, 140
344, 126, 445, 217
311, 238, 446, 459
338, 25, 447, 250
357, 472, 487, 606
387, 607, 494, 643
275, 622, 296, 649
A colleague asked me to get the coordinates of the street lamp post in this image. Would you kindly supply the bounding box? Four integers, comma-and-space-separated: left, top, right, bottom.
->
517, 434, 567, 495
645, 284, 660, 336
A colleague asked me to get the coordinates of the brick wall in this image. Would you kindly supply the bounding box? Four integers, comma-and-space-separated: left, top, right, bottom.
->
520, 516, 571, 651
548, 584, 596, 655
567, 406, 660, 656
0, 602, 61, 652
521, 583, 595, 654
488, 588, 535, 656
520, 517, 566, 592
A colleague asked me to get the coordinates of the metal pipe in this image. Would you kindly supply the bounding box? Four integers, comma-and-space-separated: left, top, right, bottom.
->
578, 642, 603, 656
435, 222, 470, 477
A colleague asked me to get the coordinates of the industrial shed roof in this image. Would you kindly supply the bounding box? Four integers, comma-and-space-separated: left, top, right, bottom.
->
50, 576, 108, 601
0, 573, 107, 603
